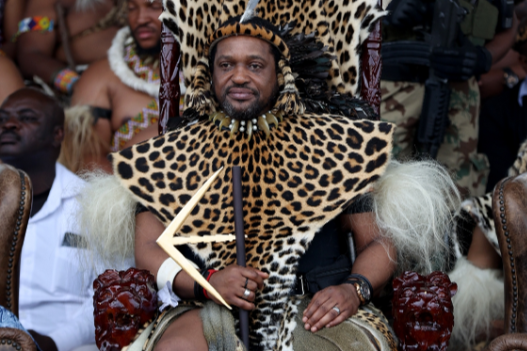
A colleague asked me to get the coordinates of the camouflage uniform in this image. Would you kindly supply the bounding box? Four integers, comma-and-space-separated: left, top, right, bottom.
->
381, 77, 489, 198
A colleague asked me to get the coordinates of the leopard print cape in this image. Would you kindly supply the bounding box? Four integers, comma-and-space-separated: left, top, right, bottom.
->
110, 113, 394, 350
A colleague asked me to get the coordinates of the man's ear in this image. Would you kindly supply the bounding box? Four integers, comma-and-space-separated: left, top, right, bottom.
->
53, 125, 64, 147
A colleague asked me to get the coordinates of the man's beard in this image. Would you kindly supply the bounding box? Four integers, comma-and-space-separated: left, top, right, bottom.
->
132, 32, 162, 57
215, 83, 280, 120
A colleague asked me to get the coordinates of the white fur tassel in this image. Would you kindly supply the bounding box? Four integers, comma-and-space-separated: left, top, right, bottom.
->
448, 257, 504, 349
372, 159, 461, 274
78, 171, 137, 273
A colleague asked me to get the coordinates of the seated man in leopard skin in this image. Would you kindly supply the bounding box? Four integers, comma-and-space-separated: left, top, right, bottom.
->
79, 2, 461, 350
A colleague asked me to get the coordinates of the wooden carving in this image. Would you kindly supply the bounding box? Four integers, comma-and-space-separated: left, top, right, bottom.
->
158, 23, 181, 135
360, 1, 382, 119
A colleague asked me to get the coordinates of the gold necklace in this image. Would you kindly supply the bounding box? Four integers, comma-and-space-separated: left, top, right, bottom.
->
208, 111, 284, 140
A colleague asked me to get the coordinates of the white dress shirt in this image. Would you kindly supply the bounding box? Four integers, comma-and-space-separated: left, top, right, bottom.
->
19, 163, 95, 351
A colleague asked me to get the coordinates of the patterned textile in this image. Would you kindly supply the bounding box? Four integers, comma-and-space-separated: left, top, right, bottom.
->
13, 16, 54, 42
54, 68, 80, 94
111, 99, 159, 152
124, 41, 160, 84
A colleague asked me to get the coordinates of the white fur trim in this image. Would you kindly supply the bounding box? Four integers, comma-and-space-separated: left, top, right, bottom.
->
78, 171, 137, 272
449, 257, 504, 349
108, 27, 160, 98
372, 160, 461, 274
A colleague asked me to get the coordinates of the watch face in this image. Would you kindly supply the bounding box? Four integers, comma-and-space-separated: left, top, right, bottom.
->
352, 279, 371, 303
359, 281, 371, 301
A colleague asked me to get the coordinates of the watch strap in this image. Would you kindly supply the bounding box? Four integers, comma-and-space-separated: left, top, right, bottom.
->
343, 274, 373, 306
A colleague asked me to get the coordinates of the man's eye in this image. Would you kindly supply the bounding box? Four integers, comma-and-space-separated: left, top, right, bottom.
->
250, 64, 262, 70
19, 115, 37, 122
220, 63, 231, 69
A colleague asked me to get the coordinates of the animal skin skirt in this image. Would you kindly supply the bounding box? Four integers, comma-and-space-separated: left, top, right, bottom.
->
125, 297, 397, 351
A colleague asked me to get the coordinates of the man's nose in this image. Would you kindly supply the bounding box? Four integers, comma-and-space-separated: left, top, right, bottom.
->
137, 8, 150, 24
231, 65, 250, 84
1, 116, 21, 130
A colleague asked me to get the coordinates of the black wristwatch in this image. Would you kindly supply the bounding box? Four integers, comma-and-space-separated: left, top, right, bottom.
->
343, 274, 372, 306
503, 67, 519, 89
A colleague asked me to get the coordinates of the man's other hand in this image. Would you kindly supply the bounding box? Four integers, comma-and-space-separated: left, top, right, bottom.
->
208, 265, 269, 311
302, 284, 360, 332
28, 330, 58, 351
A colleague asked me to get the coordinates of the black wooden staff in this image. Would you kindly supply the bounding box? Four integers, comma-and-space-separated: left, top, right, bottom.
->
233, 166, 250, 349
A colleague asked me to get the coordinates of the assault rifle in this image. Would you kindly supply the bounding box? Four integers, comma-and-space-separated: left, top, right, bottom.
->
416, 0, 466, 159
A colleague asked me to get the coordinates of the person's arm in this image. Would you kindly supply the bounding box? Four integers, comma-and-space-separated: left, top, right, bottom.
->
485, 14, 519, 65
70, 59, 113, 172
0, 56, 24, 103
302, 212, 396, 332
478, 48, 527, 100
2, 0, 27, 59
135, 211, 268, 310
16, 0, 69, 84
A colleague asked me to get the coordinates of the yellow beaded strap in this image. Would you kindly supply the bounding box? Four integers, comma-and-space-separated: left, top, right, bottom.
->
208, 111, 284, 141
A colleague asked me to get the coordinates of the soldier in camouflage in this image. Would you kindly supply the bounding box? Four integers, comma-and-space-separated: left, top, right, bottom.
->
381, 0, 518, 198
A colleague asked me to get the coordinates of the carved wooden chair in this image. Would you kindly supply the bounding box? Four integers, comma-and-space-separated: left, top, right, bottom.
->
0, 164, 36, 351
480, 173, 527, 351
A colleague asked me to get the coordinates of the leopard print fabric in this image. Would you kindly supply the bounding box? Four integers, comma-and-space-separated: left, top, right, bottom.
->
460, 194, 499, 255
458, 139, 527, 258
110, 113, 393, 350
508, 138, 527, 177
159, 0, 385, 101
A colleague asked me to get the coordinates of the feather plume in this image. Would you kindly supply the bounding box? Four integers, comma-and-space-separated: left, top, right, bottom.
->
240, 0, 260, 23
282, 24, 376, 119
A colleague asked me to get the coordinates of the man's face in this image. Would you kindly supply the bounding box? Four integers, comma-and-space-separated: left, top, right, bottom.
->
212, 36, 279, 120
0, 92, 60, 159
127, 0, 163, 51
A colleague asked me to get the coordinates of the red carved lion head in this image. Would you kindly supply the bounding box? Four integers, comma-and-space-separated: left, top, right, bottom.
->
93, 268, 158, 351
393, 271, 458, 351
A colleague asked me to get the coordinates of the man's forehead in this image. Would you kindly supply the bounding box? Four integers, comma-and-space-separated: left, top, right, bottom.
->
215, 36, 273, 54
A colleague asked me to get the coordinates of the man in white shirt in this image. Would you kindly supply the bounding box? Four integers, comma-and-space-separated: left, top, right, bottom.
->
0, 88, 96, 351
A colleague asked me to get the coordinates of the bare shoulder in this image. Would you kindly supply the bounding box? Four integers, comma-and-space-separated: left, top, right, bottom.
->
71, 58, 114, 106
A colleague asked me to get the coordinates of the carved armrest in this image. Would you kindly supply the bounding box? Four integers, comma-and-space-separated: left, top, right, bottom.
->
492, 173, 527, 333
484, 334, 527, 351
0, 328, 37, 351
0, 164, 32, 317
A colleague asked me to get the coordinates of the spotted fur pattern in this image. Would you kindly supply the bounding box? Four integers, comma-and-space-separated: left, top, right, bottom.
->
458, 139, 527, 258
460, 194, 499, 255
508, 138, 527, 177
159, 0, 385, 100
111, 114, 393, 350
